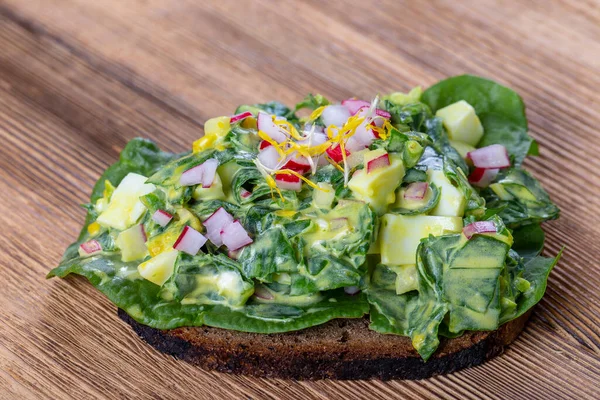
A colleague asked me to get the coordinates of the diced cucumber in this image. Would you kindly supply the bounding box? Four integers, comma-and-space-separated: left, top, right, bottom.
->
115, 225, 148, 262
137, 250, 178, 286
348, 152, 405, 215
435, 100, 484, 146
380, 214, 462, 265
193, 172, 226, 201
313, 182, 335, 209
392, 264, 418, 295
427, 169, 466, 217
96, 173, 155, 230
449, 140, 476, 159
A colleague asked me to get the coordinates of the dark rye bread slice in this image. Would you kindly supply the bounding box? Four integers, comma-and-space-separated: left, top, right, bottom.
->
118, 309, 532, 380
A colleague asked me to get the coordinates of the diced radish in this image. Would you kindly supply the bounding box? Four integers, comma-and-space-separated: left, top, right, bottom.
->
230, 111, 253, 124
152, 210, 173, 227
462, 221, 497, 239
221, 220, 253, 251
326, 145, 349, 163
79, 240, 102, 257
259, 140, 272, 150
203, 207, 234, 246
330, 217, 349, 231
254, 285, 274, 300
275, 173, 302, 191
303, 124, 325, 135
342, 99, 371, 115
282, 153, 311, 174
257, 112, 287, 143
298, 132, 328, 147
351, 123, 378, 149
375, 108, 391, 119
367, 153, 390, 173
240, 188, 252, 199
174, 226, 208, 256
321, 105, 351, 127
344, 286, 361, 295
469, 168, 499, 188
467, 144, 511, 169
180, 158, 219, 187
404, 182, 429, 200
258, 145, 281, 170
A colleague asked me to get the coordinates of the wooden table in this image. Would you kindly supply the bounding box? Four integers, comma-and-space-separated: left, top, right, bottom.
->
1, 0, 599, 398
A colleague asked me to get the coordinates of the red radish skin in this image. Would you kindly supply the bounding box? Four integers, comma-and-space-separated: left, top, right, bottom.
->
404, 182, 429, 200
152, 210, 173, 227
463, 221, 497, 239
469, 168, 499, 188
467, 145, 511, 169
326, 145, 349, 163
282, 158, 311, 174
367, 154, 390, 173
79, 240, 102, 257
342, 99, 371, 115
203, 207, 234, 246
221, 220, 253, 251
275, 173, 302, 191
259, 140, 272, 150
240, 188, 252, 199
174, 226, 208, 256
229, 111, 253, 124
375, 109, 391, 119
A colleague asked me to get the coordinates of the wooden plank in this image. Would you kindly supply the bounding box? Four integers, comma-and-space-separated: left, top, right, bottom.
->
0, 0, 599, 398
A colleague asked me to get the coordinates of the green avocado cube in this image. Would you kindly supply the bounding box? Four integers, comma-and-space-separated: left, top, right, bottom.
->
435, 100, 484, 146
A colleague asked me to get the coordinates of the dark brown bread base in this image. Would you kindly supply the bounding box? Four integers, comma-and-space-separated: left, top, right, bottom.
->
118, 309, 531, 380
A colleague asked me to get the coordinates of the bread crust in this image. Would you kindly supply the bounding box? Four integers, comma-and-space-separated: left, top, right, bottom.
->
118, 309, 531, 380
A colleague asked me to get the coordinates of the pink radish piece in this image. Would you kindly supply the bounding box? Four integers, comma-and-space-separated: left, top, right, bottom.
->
240, 188, 252, 199
326, 145, 349, 163
298, 131, 328, 147
467, 145, 511, 169
258, 145, 281, 170
404, 182, 429, 200
203, 207, 234, 246
342, 99, 371, 115
367, 154, 390, 173
174, 226, 207, 256
469, 168, 499, 188
78, 240, 102, 257
259, 140, 272, 150
321, 105, 351, 127
257, 112, 287, 143
221, 220, 253, 251
275, 173, 302, 191
344, 286, 361, 295
230, 111, 253, 124
462, 221, 497, 239
152, 210, 173, 227
282, 153, 311, 174
254, 285, 274, 300
375, 108, 391, 119
180, 158, 219, 187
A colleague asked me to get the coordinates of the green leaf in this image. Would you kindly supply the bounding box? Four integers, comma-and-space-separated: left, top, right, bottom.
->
422, 75, 533, 165
511, 224, 545, 261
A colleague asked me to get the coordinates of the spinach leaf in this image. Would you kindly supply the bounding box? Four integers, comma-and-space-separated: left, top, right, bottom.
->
425, 117, 468, 173
48, 255, 368, 332
422, 75, 534, 165
511, 223, 546, 261
484, 168, 560, 228
292, 93, 330, 113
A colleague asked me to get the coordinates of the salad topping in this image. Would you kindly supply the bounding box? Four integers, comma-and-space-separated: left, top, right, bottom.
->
49, 75, 561, 360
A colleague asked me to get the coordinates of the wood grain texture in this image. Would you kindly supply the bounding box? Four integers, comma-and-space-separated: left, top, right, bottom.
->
0, 0, 599, 398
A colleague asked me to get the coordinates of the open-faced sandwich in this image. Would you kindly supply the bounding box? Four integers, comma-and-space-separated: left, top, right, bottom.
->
49, 75, 561, 380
